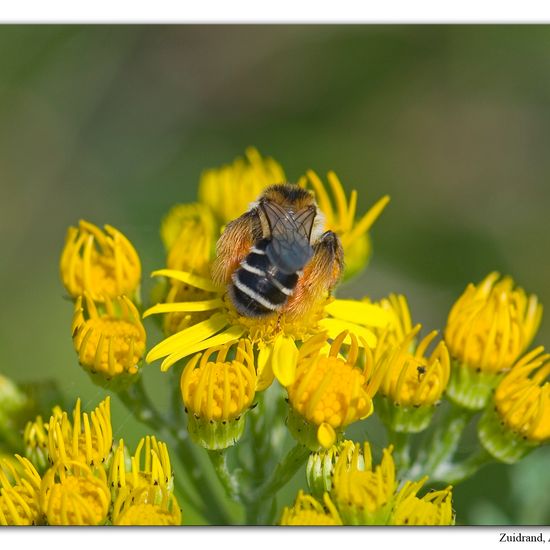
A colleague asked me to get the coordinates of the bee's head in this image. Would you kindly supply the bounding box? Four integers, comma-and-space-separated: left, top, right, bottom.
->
260, 184, 316, 211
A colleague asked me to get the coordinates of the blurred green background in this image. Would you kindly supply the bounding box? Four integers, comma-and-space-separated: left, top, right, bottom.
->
1, 25, 550, 525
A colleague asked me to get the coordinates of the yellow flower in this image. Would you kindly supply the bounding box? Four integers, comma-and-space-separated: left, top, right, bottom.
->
478, 346, 550, 463
279, 490, 342, 526
180, 340, 256, 450
298, 170, 390, 280
306, 439, 365, 498
144, 152, 391, 386
444, 272, 542, 410
0, 455, 43, 525
390, 477, 455, 525
376, 325, 450, 432
286, 331, 385, 450
108, 436, 173, 495
160, 202, 217, 273
39, 460, 110, 525
321, 298, 390, 348
145, 272, 385, 389
157, 203, 218, 336
23, 407, 62, 472
495, 346, 550, 441
331, 441, 396, 525
47, 397, 113, 468
60, 220, 141, 302
198, 147, 286, 225
112, 485, 181, 526
374, 293, 414, 349
72, 293, 146, 384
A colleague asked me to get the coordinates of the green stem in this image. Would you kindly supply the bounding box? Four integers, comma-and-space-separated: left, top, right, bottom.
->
116, 376, 167, 432
208, 449, 241, 503
387, 430, 411, 474
431, 447, 494, 484
410, 403, 474, 479
245, 442, 310, 524
256, 442, 310, 500
247, 392, 276, 482
172, 437, 233, 525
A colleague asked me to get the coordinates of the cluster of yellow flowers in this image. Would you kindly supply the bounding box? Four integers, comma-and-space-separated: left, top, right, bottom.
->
3, 147, 548, 526
1, 396, 180, 525
282, 440, 453, 525
61, 220, 146, 388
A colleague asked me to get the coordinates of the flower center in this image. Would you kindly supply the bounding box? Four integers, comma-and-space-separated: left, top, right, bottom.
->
41, 465, 110, 526
115, 502, 179, 526
74, 317, 145, 375
224, 295, 327, 347
183, 360, 255, 421
288, 356, 371, 428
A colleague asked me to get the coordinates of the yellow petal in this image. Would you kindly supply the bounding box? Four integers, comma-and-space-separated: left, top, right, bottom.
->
342, 195, 391, 248
317, 422, 336, 449
151, 269, 220, 292
319, 318, 378, 348
271, 335, 299, 387
161, 325, 246, 372
143, 298, 223, 317
256, 345, 275, 392
325, 299, 391, 328
359, 397, 374, 420
146, 312, 229, 363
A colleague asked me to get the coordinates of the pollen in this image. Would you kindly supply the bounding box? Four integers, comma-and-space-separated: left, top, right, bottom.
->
224, 293, 328, 345
39, 461, 110, 526
60, 220, 141, 302
180, 340, 256, 422
72, 293, 146, 378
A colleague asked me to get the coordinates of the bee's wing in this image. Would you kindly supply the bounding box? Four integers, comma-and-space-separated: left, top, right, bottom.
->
293, 205, 317, 241
262, 202, 315, 274
261, 200, 298, 237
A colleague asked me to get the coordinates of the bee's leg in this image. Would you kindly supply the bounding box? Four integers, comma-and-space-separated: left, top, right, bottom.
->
211, 209, 260, 286
285, 231, 343, 318
312, 231, 344, 291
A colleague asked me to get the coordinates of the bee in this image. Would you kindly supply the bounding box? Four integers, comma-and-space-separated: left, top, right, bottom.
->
212, 184, 344, 319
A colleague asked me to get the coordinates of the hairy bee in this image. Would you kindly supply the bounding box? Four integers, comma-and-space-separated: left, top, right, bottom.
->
212, 184, 344, 319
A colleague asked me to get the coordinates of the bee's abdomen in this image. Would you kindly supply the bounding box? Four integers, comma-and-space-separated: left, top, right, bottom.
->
230, 240, 299, 317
